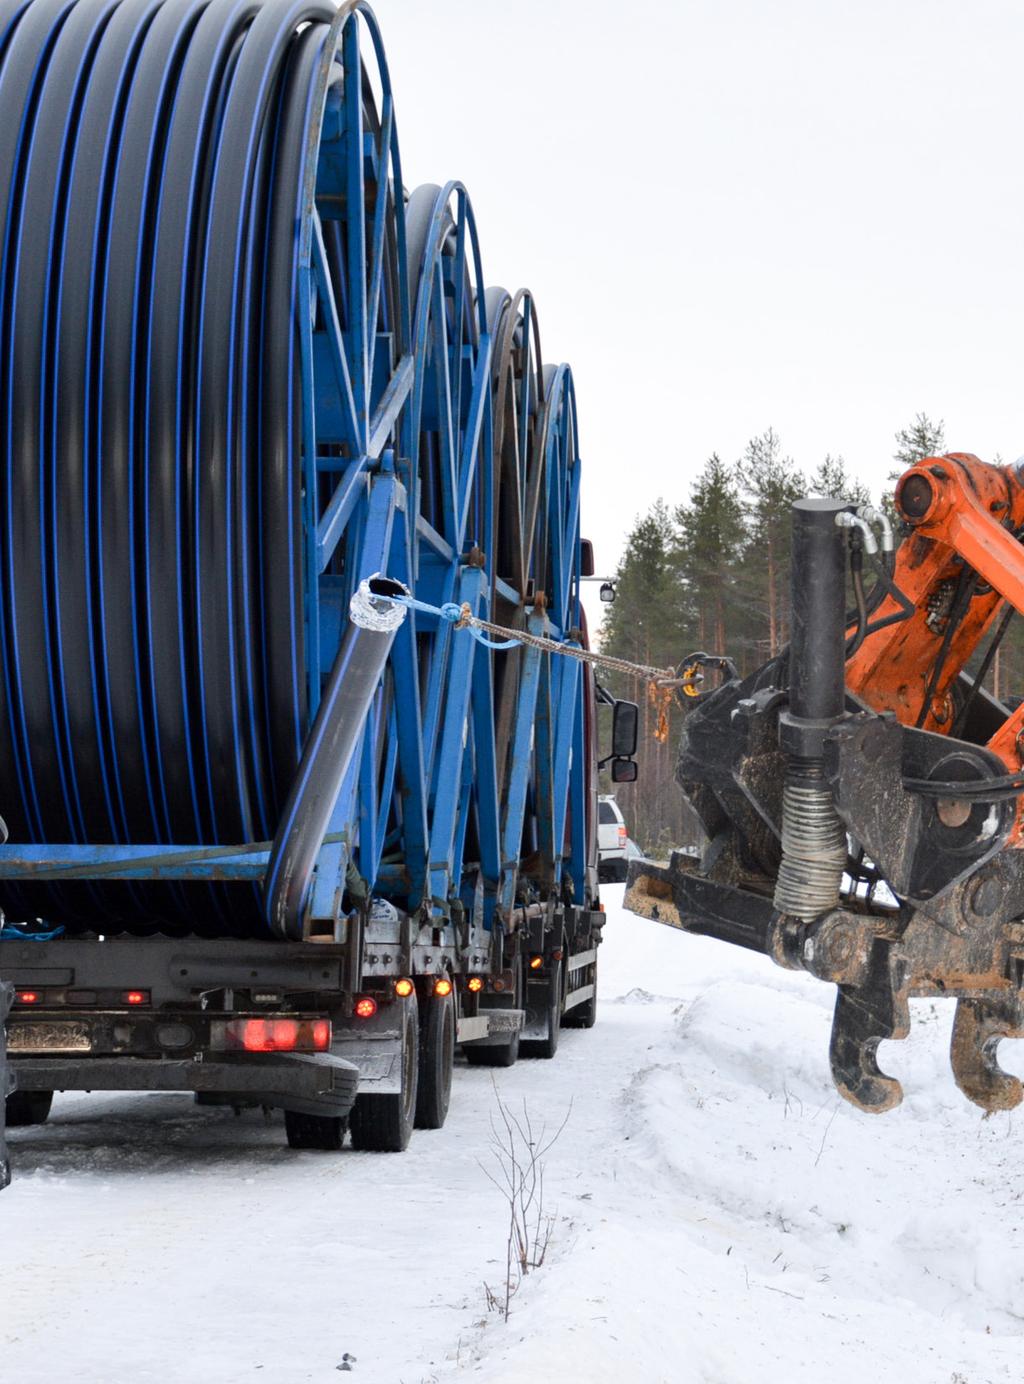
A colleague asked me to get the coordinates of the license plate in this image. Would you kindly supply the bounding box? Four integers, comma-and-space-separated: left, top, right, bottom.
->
7, 1021, 92, 1054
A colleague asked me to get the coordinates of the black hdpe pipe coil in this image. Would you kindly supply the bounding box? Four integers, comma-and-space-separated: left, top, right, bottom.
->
0, 0, 361, 938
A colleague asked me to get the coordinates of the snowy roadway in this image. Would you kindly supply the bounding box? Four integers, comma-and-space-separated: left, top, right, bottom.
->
4, 887, 1024, 1384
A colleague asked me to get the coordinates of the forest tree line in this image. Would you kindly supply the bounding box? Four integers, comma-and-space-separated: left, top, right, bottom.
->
597, 415, 1024, 854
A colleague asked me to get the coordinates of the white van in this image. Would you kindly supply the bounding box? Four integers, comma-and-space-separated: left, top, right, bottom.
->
597, 795, 628, 882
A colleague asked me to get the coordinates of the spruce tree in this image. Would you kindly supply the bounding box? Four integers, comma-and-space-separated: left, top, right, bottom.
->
673, 454, 746, 657
600, 499, 683, 673
599, 501, 694, 853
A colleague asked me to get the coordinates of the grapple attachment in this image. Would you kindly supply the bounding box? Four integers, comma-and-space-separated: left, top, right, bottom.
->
627, 454, 1024, 1113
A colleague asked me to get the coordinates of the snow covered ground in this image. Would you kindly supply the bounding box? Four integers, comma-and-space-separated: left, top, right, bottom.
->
4, 886, 1024, 1384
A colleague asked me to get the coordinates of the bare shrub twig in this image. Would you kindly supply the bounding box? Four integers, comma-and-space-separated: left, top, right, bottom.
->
478, 1076, 571, 1320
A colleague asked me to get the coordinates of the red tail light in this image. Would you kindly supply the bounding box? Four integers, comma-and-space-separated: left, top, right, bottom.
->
216, 1017, 331, 1053
122, 990, 149, 1006
354, 995, 378, 1020
15, 990, 40, 1005
618, 825, 627, 844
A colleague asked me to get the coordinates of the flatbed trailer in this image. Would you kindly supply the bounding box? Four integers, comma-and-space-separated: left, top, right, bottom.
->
0, 0, 633, 1163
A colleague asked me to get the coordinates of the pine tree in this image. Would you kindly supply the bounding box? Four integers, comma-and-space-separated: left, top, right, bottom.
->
809, 453, 870, 507
738, 429, 805, 656
893, 413, 945, 471
884, 413, 945, 524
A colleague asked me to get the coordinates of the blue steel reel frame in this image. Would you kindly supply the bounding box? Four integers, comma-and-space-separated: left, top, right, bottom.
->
487, 286, 545, 609
538, 364, 589, 903
537, 363, 583, 637
486, 287, 548, 889
402, 181, 494, 579
294, 2, 419, 929
296, 137, 592, 930
396, 181, 497, 920
300, 105, 502, 931
495, 360, 590, 914
298, 0, 412, 710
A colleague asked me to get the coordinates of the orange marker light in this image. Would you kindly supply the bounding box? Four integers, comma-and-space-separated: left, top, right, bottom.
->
354, 995, 378, 1020
394, 978, 414, 998
467, 977, 484, 993
433, 977, 453, 998
529, 954, 543, 970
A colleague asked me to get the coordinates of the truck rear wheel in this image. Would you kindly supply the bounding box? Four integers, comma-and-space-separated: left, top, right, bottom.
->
6, 1090, 53, 1127
522, 958, 562, 1060
463, 1033, 519, 1067
415, 985, 454, 1129
350, 995, 419, 1152
463, 957, 522, 1067
284, 1110, 347, 1151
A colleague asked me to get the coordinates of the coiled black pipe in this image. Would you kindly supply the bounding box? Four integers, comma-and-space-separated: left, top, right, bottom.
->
0, 0, 365, 936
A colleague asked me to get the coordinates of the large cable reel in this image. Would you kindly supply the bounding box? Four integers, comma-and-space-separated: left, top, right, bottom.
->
0, 0, 591, 940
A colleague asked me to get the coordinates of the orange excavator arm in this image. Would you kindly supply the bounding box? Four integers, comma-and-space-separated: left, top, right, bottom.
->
847, 454, 1024, 836
848, 454, 1024, 732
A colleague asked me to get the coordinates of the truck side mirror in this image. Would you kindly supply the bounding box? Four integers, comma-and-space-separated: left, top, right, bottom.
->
610, 757, 638, 784
611, 700, 638, 758
580, 538, 596, 578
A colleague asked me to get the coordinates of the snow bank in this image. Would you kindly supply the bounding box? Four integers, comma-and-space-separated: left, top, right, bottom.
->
3, 887, 1023, 1384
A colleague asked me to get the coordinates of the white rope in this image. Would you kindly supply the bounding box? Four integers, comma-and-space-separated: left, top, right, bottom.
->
389, 592, 697, 690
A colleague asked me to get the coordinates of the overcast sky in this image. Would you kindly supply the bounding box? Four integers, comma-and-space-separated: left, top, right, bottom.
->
381, 0, 1023, 630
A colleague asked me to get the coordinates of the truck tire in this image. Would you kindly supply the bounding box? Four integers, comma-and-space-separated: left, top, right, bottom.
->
6, 1090, 53, 1127
522, 958, 562, 1060
563, 952, 598, 1029
463, 1032, 519, 1067
350, 995, 419, 1152
415, 985, 454, 1130
284, 1110, 347, 1151
463, 957, 522, 1067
